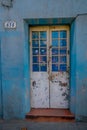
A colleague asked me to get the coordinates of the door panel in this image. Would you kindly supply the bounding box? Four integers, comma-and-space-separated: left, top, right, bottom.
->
31, 72, 49, 108
30, 27, 49, 108
50, 72, 69, 108
50, 27, 69, 108
30, 26, 69, 108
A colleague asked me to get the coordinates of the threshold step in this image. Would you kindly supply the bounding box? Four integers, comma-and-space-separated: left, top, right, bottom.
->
26, 108, 75, 122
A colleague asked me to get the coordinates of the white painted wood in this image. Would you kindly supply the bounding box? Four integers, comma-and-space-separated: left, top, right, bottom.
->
30, 26, 70, 108
30, 27, 49, 108
50, 72, 69, 108
49, 26, 70, 108
31, 72, 49, 108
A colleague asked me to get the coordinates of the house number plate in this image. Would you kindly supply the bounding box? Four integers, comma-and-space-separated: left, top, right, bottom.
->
4, 21, 16, 29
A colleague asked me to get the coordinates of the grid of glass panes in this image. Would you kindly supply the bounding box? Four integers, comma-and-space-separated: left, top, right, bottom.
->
51, 30, 67, 72
32, 31, 47, 72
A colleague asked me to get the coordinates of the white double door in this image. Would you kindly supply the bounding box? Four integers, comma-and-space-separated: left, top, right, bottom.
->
30, 26, 69, 108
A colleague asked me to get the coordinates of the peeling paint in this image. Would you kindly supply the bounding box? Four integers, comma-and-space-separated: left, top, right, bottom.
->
32, 81, 36, 87
31, 72, 49, 108
50, 72, 69, 108
59, 81, 68, 87
60, 88, 63, 91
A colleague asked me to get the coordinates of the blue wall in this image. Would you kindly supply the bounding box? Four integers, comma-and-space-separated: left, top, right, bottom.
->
75, 15, 87, 121
0, 0, 87, 120
1, 30, 25, 119
0, 33, 2, 118
0, 9, 3, 118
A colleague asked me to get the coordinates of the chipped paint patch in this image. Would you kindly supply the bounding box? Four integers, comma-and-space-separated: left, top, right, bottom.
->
59, 81, 67, 87
31, 71, 69, 108
50, 72, 69, 108
31, 72, 49, 108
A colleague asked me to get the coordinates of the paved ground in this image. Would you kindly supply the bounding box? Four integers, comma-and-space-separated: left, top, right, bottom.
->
0, 120, 87, 130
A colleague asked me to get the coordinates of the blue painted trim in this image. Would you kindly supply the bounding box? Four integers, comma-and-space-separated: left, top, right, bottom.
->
0, 33, 3, 118
70, 20, 76, 114
24, 18, 75, 112
23, 21, 31, 113
25, 18, 75, 25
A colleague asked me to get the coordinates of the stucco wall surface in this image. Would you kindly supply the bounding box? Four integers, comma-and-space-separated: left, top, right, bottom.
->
0, 0, 87, 119
75, 15, 87, 121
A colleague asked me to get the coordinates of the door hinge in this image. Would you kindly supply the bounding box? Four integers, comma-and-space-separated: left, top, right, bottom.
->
29, 41, 31, 46
67, 50, 70, 55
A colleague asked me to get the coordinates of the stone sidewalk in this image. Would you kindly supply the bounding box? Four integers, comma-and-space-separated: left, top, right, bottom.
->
0, 120, 87, 130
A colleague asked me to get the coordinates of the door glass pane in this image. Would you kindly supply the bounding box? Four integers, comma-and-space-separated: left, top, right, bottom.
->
32, 40, 39, 47
60, 31, 67, 38
32, 31, 39, 39
40, 40, 47, 47
40, 31, 47, 39
39, 56, 47, 63
52, 48, 58, 55
52, 64, 58, 71
33, 64, 39, 71
40, 64, 47, 71
60, 49, 66, 54
52, 31, 59, 38
33, 56, 39, 63
32, 48, 39, 55
60, 56, 66, 63
52, 40, 58, 47
60, 39, 66, 47
60, 64, 67, 71
40, 48, 47, 55
52, 56, 58, 63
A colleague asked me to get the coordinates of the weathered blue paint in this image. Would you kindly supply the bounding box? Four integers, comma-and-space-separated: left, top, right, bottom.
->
70, 20, 76, 114
1, 0, 12, 7
0, 33, 2, 118
75, 15, 87, 121
26, 18, 74, 25
23, 21, 30, 114
0, 0, 87, 120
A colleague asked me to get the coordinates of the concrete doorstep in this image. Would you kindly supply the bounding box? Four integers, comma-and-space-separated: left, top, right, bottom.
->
0, 120, 87, 130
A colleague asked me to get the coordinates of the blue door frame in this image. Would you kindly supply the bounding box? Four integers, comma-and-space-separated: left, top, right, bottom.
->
23, 18, 76, 115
